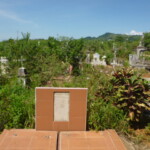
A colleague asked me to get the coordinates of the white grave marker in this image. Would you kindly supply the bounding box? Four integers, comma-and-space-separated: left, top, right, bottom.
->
54, 93, 70, 121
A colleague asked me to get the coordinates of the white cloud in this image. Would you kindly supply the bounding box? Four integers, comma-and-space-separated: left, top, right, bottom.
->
0, 0, 27, 8
0, 9, 28, 23
127, 30, 143, 36
0, 9, 38, 27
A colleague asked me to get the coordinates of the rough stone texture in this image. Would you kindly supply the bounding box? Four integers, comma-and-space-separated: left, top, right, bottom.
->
54, 92, 70, 122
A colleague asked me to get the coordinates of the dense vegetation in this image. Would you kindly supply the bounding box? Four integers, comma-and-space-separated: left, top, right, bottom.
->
0, 32, 150, 144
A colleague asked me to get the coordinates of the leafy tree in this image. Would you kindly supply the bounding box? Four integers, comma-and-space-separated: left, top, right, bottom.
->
115, 35, 125, 42
67, 39, 85, 75
144, 32, 150, 49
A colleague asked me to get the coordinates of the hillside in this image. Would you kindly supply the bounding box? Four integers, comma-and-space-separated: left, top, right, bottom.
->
85, 32, 141, 41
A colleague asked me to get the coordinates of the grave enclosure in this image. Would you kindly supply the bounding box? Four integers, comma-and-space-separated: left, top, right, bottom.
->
0, 87, 127, 150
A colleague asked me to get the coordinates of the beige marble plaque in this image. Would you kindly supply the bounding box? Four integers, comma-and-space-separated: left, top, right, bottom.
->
54, 92, 70, 121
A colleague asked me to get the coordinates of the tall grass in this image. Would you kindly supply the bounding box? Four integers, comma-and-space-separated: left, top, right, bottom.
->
0, 78, 35, 131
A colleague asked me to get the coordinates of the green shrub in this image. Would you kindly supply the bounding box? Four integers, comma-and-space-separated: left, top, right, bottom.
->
111, 68, 150, 123
88, 98, 128, 132
0, 79, 35, 131
0, 97, 10, 131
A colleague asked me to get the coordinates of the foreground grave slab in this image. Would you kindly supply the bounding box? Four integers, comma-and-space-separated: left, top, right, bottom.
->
0, 129, 127, 150
36, 87, 88, 131
59, 130, 127, 150
0, 129, 57, 150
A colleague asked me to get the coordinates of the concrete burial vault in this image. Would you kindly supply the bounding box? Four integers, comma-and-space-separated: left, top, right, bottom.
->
0, 87, 127, 150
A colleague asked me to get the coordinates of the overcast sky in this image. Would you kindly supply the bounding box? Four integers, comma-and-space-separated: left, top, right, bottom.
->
0, 0, 150, 40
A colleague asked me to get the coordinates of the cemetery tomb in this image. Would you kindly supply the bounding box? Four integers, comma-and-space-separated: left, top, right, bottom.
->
0, 87, 127, 150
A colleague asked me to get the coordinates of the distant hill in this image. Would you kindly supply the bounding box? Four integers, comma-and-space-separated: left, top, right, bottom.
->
84, 32, 141, 41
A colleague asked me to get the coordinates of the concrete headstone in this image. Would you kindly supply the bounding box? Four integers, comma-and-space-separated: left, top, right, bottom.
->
36, 87, 88, 131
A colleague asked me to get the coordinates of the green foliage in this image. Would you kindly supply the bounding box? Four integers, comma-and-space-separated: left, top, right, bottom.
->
0, 74, 9, 85
67, 39, 84, 75
144, 32, 150, 48
0, 79, 35, 130
141, 51, 150, 61
88, 99, 128, 132
110, 69, 150, 123
123, 60, 130, 67
115, 35, 125, 42
25, 54, 67, 87
88, 32, 141, 42
21, 32, 30, 42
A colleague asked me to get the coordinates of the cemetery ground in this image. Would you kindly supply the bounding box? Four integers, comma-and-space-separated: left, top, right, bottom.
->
119, 128, 150, 150
0, 65, 150, 150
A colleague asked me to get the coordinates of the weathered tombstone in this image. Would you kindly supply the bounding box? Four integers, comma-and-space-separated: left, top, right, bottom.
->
91, 53, 101, 65
18, 67, 27, 86
36, 87, 88, 131
0, 57, 8, 74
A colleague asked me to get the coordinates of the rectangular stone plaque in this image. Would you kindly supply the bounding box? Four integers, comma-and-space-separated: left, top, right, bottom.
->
54, 92, 70, 121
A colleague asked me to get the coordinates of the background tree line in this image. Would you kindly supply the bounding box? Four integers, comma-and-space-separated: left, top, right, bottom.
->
0, 32, 146, 84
